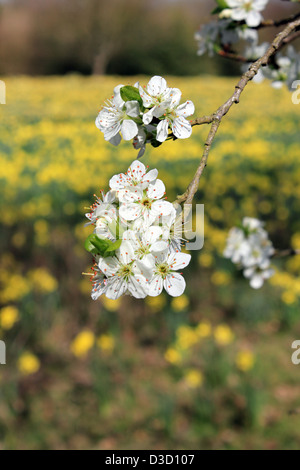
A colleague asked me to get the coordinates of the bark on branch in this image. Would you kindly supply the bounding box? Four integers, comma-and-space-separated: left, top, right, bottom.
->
174, 17, 300, 206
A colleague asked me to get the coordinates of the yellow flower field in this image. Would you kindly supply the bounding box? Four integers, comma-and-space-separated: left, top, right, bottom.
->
0, 75, 300, 450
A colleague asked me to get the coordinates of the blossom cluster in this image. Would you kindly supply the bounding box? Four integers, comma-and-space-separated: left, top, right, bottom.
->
223, 217, 275, 289
85, 160, 191, 300
195, 0, 267, 57
254, 46, 300, 91
95, 76, 195, 158
195, 0, 300, 91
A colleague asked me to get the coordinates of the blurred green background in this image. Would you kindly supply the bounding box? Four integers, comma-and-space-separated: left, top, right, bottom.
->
1, 0, 300, 451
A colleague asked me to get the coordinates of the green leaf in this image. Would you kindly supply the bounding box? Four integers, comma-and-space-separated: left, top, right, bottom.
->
211, 7, 222, 14
216, 0, 229, 8
120, 86, 142, 106
84, 234, 100, 255
104, 239, 122, 254
91, 234, 111, 252
213, 43, 222, 54
85, 234, 111, 256
211, 0, 228, 14
84, 234, 123, 258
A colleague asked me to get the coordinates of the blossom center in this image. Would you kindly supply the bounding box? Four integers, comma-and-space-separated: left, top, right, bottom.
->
137, 245, 150, 257
244, 1, 253, 12
156, 263, 170, 279
118, 264, 133, 279
141, 197, 152, 208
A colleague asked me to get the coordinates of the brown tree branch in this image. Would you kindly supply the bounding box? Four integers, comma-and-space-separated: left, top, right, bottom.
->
174, 17, 300, 206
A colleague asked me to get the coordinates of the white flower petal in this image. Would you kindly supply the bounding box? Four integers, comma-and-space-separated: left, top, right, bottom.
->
164, 273, 186, 297
176, 100, 195, 118
143, 108, 155, 125
134, 258, 155, 281
118, 241, 135, 265
109, 133, 122, 146
152, 101, 170, 119
142, 226, 163, 245
113, 84, 125, 108
128, 276, 148, 299
246, 10, 262, 27
227, 0, 241, 7
168, 252, 191, 270
109, 173, 128, 190
99, 257, 119, 276
119, 202, 142, 221
271, 81, 284, 89
141, 169, 158, 186
231, 8, 247, 21
156, 119, 169, 142
120, 187, 142, 203
91, 276, 107, 300
106, 277, 127, 299
103, 121, 121, 141
125, 100, 140, 118
147, 179, 165, 199
128, 160, 146, 181
249, 274, 264, 289
121, 120, 138, 140
151, 200, 173, 217
147, 76, 167, 96
122, 230, 140, 252
139, 86, 153, 108
148, 275, 164, 297
172, 116, 192, 139
169, 88, 182, 108
151, 240, 169, 253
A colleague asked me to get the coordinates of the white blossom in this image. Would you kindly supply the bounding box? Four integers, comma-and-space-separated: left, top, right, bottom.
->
98, 241, 149, 299
155, 89, 195, 142
95, 89, 140, 143
225, 0, 269, 27
85, 190, 117, 227
95, 77, 195, 154
119, 179, 173, 224
223, 226, 251, 264
109, 160, 158, 193
243, 264, 275, 289
263, 46, 300, 90
147, 250, 191, 297
224, 217, 275, 288
122, 227, 168, 262
91, 265, 108, 300
139, 76, 174, 125
85, 160, 191, 300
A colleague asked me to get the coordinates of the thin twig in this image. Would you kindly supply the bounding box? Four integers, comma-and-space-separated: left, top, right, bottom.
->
282, 29, 300, 45
216, 28, 300, 64
273, 248, 300, 258
217, 50, 250, 63
257, 11, 300, 29
174, 17, 300, 206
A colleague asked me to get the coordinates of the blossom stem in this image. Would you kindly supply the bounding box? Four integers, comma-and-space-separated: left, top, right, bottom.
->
174, 17, 300, 206
256, 11, 300, 29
